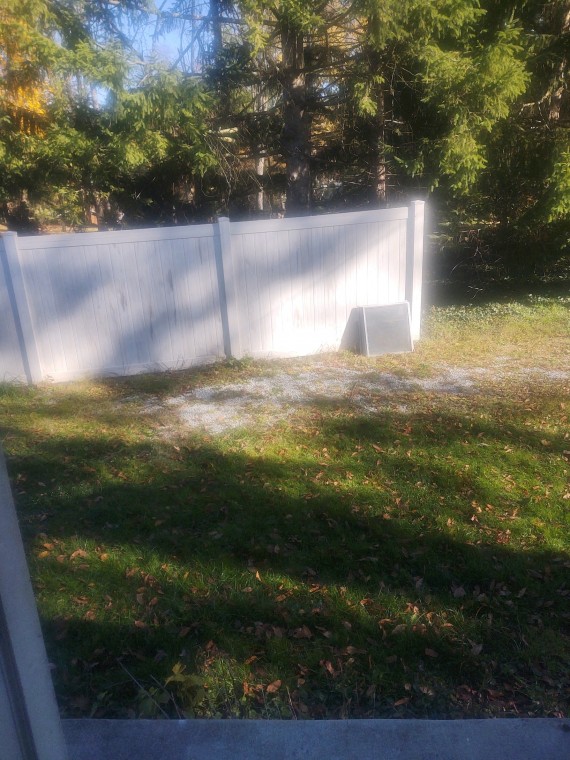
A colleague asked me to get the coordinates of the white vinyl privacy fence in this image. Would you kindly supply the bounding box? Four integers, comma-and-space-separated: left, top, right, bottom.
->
0, 202, 425, 384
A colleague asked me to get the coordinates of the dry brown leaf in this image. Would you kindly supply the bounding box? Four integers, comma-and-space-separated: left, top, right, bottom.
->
344, 645, 365, 655
292, 625, 313, 639
322, 660, 336, 676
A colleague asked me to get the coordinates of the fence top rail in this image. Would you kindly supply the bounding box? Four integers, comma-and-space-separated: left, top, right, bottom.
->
12, 222, 216, 250
8, 206, 411, 251
229, 207, 408, 235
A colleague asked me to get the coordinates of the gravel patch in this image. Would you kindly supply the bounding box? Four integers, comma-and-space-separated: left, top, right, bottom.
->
133, 361, 570, 436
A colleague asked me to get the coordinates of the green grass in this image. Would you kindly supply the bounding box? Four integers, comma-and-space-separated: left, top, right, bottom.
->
1, 292, 569, 719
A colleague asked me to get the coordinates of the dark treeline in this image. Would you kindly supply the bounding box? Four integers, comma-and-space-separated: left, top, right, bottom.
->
1, 1, 568, 270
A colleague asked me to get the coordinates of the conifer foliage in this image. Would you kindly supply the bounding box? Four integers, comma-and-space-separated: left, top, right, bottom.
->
0, 0, 568, 263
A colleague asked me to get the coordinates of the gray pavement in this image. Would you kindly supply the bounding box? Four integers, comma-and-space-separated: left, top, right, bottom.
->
63, 718, 570, 760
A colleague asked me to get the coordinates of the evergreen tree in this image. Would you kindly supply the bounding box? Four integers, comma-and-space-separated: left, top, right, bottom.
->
1, 0, 568, 270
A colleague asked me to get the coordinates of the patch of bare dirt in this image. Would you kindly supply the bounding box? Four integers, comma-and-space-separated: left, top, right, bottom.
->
136, 360, 570, 436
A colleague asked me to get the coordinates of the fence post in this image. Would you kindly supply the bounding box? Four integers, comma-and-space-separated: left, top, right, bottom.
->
0, 448, 69, 760
0, 232, 42, 384
215, 217, 243, 360
405, 200, 425, 341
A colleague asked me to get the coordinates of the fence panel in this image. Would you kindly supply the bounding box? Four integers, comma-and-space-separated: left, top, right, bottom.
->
1, 203, 424, 383
229, 208, 410, 358
15, 225, 226, 381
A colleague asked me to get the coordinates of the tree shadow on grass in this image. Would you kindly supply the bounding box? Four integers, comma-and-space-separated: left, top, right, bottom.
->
2, 398, 569, 719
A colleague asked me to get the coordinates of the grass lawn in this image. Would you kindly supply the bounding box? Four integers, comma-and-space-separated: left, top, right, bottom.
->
1, 286, 569, 719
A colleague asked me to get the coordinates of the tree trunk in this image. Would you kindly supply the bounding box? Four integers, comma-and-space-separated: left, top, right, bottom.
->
369, 82, 388, 205
254, 155, 265, 213
281, 23, 311, 215
548, 6, 570, 123
210, 0, 223, 61
365, 33, 391, 206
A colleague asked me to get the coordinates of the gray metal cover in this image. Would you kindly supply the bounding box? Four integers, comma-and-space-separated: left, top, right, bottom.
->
360, 303, 413, 356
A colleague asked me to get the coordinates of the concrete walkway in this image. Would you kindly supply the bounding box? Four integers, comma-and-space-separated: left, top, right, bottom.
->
64, 718, 569, 760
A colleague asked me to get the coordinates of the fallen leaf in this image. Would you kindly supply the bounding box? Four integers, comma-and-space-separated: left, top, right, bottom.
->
394, 697, 410, 707
322, 660, 336, 676
344, 645, 365, 655
292, 625, 313, 639
266, 680, 282, 693
424, 648, 438, 658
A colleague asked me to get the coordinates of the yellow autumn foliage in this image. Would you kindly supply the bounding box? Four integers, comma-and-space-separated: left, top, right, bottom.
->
0, 0, 52, 133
